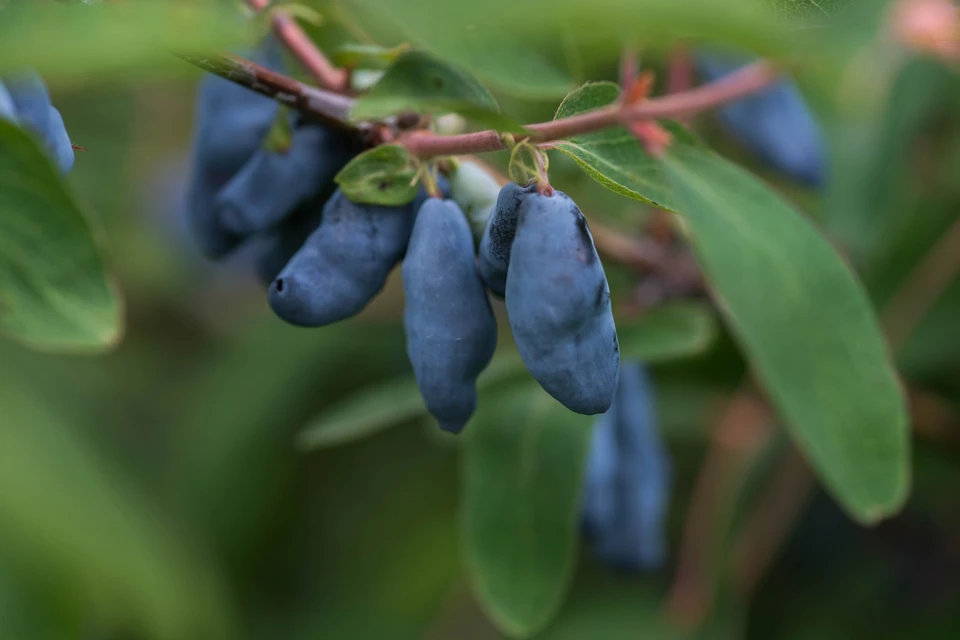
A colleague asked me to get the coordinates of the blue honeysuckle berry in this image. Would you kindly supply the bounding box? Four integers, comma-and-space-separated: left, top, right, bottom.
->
402, 197, 498, 433
214, 116, 355, 237
695, 50, 826, 188
477, 182, 537, 298
505, 189, 620, 415
581, 362, 672, 572
1, 72, 74, 174
268, 188, 419, 327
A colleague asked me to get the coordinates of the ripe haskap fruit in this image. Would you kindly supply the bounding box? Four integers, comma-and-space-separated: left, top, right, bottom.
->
215, 118, 354, 236
268, 189, 417, 326
505, 190, 620, 415
449, 160, 502, 240
2, 72, 74, 174
402, 198, 497, 433
581, 362, 672, 572
186, 38, 283, 258
695, 51, 825, 188
478, 182, 536, 297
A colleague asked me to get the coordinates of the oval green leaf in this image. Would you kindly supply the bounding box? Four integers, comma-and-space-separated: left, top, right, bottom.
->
335, 144, 420, 205
462, 383, 593, 637
0, 121, 123, 353
662, 146, 910, 524
350, 50, 526, 132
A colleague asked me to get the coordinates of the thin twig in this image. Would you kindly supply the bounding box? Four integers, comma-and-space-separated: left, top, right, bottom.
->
730, 449, 815, 599
881, 215, 960, 351
245, 0, 350, 92
401, 61, 779, 158
664, 389, 772, 630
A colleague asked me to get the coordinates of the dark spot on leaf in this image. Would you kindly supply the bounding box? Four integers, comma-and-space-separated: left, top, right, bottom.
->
378, 180, 392, 191
432, 76, 445, 90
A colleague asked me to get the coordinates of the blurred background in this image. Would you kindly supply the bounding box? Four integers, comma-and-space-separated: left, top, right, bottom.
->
2, 1, 960, 639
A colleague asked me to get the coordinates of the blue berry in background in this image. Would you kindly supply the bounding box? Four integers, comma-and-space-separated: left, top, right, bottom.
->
695, 50, 826, 188
215, 118, 354, 236
478, 182, 536, 297
505, 189, 620, 415
581, 409, 619, 533
2, 72, 74, 174
402, 198, 498, 433
186, 37, 284, 258
0, 83, 17, 122
268, 189, 417, 326
581, 362, 672, 572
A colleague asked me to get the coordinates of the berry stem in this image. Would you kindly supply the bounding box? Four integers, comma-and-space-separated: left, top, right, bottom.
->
245, 0, 350, 93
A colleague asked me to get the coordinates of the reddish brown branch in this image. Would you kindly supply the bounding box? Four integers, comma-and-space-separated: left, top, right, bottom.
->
178, 53, 356, 131
245, 0, 350, 93
401, 61, 779, 158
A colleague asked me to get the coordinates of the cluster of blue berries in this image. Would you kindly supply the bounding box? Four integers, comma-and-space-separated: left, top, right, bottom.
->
0, 72, 74, 175
187, 38, 622, 432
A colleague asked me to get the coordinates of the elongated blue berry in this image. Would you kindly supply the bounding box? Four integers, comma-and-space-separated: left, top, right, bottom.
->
268, 189, 417, 326
215, 119, 354, 236
402, 198, 498, 433
478, 182, 536, 297
505, 190, 620, 415
3, 72, 74, 174
581, 362, 672, 572
695, 50, 826, 187
186, 38, 283, 257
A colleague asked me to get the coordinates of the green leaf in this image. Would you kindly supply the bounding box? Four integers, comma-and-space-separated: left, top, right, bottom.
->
349, 0, 798, 99
298, 303, 715, 451
618, 302, 718, 362
347, 0, 576, 98
335, 144, 419, 205
0, 121, 123, 353
0, 373, 234, 640
350, 50, 526, 132
297, 375, 430, 450
332, 43, 411, 69
462, 383, 593, 637
661, 146, 910, 524
0, 1, 246, 80
552, 82, 687, 210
